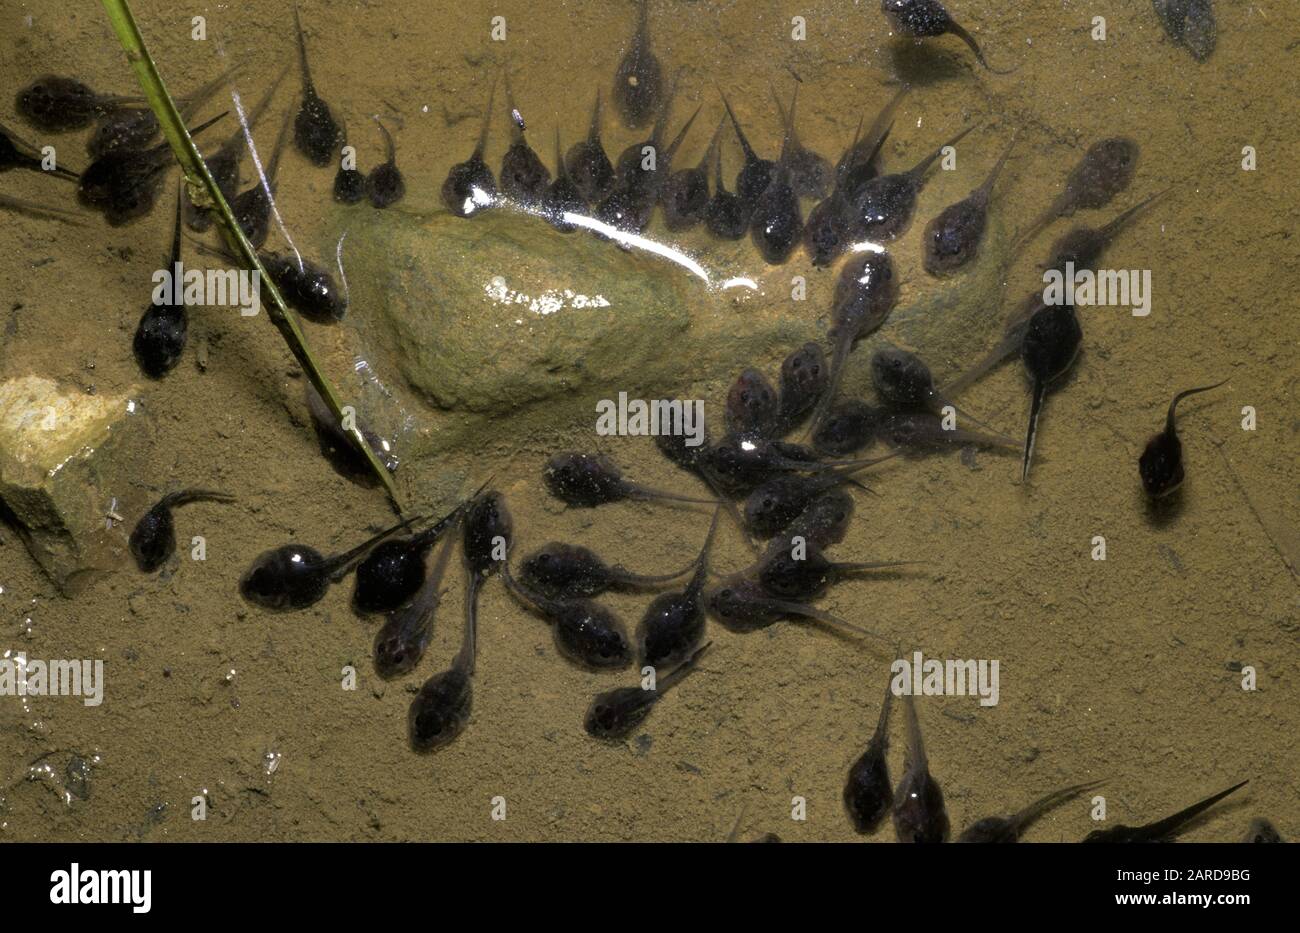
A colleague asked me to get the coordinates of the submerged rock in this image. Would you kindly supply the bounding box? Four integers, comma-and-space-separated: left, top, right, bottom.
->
0, 375, 144, 591
344, 206, 808, 419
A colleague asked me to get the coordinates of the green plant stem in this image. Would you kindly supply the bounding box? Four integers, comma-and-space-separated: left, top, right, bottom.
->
100, 0, 402, 508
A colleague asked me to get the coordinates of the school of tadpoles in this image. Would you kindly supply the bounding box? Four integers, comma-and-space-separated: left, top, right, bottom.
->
3, 0, 1260, 840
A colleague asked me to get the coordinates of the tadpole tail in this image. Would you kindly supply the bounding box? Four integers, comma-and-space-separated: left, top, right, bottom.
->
940, 398, 1008, 439
842, 84, 908, 181
426, 528, 460, 589
842, 476, 878, 498
551, 125, 566, 181
901, 687, 929, 771
663, 106, 702, 164
700, 114, 727, 173
98, 93, 152, 107
1008, 780, 1106, 836
177, 62, 246, 121
1098, 188, 1171, 243
168, 181, 184, 265
502, 64, 526, 143
1138, 780, 1250, 842
476, 72, 500, 158
1009, 205, 1057, 257
947, 20, 1016, 75
629, 484, 721, 507
608, 556, 698, 589
648, 68, 683, 148
292, 4, 316, 91
718, 91, 758, 162
828, 450, 903, 477
711, 137, 728, 191
186, 110, 231, 141
45, 162, 81, 182
691, 506, 724, 572
655, 641, 712, 694
633, 0, 650, 40
499, 561, 555, 623
584, 87, 603, 145
780, 601, 890, 654
725, 803, 749, 843
941, 413, 1023, 451
159, 489, 236, 509
840, 559, 927, 576
770, 82, 794, 151
265, 104, 294, 183
807, 331, 853, 438
0, 194, 85, 225
978, 131, 1017, 198
457, 572, 482, 675
1166, 380, 1228, 434
909, 123, 979, 178
1021, 378, 1047, 483
872, 675, 895, 745
697, 468, 758, 555
216, 64, 289, 159
374, 116, 397, 163
774, 450, 899, 476
328, 514, 422, 579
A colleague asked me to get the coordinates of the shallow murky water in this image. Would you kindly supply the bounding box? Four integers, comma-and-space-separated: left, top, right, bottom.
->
0, 0, 1295, 842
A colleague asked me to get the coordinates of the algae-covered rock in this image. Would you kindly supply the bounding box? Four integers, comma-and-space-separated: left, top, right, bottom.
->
342, 207, 814, 421
0, 375, 142, 591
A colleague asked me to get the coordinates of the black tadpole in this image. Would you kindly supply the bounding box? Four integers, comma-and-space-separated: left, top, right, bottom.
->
441, 73, 498, 217
239, 516, 418, 613
16, 75, 145, 133
720, 92, 775, 212
922, 134, 1014, 275
501, 563, 633, 671
0, 194, 84, 224
543, 452, 717, 508
352, 493, 477, 614
1082, 780, 1249, 843
130, 490, 234, 573
407, 543, 480, 753
565, 88, 615, 205
498, 70, 551, 207
843, 678, 895, 834
881, 0, 1013, 73
372, 532, 458, 679
1138, 381, 1226, 499
133, 188, 189, 379
612, 0, 664, 130
958, 780, 1104, 843
892, 690, 949, 843
583, 642, 711, 742
291, 4, 344, 166
542, 127, 586, 232
366, 117, 405, 208
637, 508, 719, 668
1019, 302, 1083, 482
518, 542, 695, 601
78, 111, 226, 226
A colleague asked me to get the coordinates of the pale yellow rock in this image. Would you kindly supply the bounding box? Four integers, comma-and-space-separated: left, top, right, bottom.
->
0, 376, 142, 592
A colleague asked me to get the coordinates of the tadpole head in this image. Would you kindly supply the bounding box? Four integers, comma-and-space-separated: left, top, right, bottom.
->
1139, 432, 1184, 498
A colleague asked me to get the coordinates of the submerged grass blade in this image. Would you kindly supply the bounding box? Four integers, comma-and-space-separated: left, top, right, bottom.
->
99, 0, 402, 508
